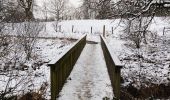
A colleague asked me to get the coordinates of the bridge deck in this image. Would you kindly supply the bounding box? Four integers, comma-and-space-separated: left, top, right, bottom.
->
58, 35, 114, 100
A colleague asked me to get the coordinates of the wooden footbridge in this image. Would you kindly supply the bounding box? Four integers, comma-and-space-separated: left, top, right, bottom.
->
48, 34, 123, 100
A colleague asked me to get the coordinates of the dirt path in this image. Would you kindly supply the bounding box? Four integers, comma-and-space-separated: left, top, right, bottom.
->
58, 35, 113, 100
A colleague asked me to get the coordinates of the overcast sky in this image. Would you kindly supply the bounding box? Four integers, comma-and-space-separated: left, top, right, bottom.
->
69, 0, 82, 8
69, 0, 120, 7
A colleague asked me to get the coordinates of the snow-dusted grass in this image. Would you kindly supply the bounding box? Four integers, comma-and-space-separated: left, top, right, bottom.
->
35, 38, 74, 63
34, 17, 170, 98
105, 17, 170, 88
1, 17, 170, 99
0, 37, 74, 99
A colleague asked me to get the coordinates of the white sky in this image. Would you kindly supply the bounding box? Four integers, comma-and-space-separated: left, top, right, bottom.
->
69, 0, 82, 8
69, 0, 120, 7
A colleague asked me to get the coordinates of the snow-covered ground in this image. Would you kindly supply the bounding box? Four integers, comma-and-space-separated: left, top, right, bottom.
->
1, 17, 170, 99
35, 38, 74, 63
0, 36, 75, 99
105, 17, 170, 88
52, 17, 170, 88
55, 17, 170, 88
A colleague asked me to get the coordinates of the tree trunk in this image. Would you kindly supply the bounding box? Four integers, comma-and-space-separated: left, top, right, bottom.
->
25, 8, 32, 20
83, 0, 89, 19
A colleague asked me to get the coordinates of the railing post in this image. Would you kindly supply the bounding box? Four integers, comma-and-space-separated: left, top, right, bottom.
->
50, 65, 58, 100
114, 67, 121, 99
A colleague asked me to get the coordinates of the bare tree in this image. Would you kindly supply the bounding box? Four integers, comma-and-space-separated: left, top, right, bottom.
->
112, 0, 155, 18
114, 0, 160, 89
49, 0, 67, 21
73, 8, 84, 19
97, 0, 112, 19
0, 0, 12, 59
118, 0, 156, 49
42, 0, 48, 21
81, 0, 100, 19
0, 0, 4, 31
17, 0, 34, 20
81, 0, 113, 19
47, 0, 67, 33
17, 22, 44, 60
123, 15, 155, 49
0, 0, 26, 22
82, 0, 90, 19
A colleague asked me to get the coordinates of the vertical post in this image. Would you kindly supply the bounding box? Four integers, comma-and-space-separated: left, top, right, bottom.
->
59, 25, 61, 32
112, 27, 114, 34
50, 65, 57, 100
72, 25, 74, 33
12, 23, 14, 30
66, 16, 67, 20
163, 27, 166, 44
114, 67, 121, 99
163, 27, 165, 36
91, 26, 93, 34
103, 25, 105, 37
44, 24, 47, 32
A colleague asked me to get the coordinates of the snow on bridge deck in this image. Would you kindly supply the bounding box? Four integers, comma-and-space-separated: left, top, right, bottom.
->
58, 35, 114, 100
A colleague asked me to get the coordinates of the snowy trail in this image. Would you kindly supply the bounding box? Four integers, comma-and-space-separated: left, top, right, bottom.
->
58, 35, 113, 100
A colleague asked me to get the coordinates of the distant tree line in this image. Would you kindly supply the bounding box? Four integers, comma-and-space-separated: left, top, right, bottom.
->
80, 0, 170, 19
0, 0, 35, 22
1, 0, 170, 22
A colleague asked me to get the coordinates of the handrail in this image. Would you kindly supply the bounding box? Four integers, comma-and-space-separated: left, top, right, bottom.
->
48, 34, 87, 100
100, 35, 123, 99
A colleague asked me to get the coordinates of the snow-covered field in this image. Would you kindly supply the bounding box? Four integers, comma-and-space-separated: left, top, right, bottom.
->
1, 17, 170, 99
0, 37, 74, 99
53, 18, 170, 88
105, 17, 170, 87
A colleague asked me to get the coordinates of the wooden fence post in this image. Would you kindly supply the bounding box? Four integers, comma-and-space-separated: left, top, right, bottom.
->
112, 27, 114, 34
163, 27, 165, 36
91, 26, 93, 34
65, 16, 67, 20
72, 25, 74, 33
103, 25, 105, 37
59, 25, 61, 32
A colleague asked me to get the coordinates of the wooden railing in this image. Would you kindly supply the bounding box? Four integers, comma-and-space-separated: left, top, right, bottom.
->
100, 35, 123, 99
48, 35, 87, 100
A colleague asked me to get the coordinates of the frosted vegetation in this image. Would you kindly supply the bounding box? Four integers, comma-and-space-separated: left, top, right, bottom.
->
1, 0, 170, 99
